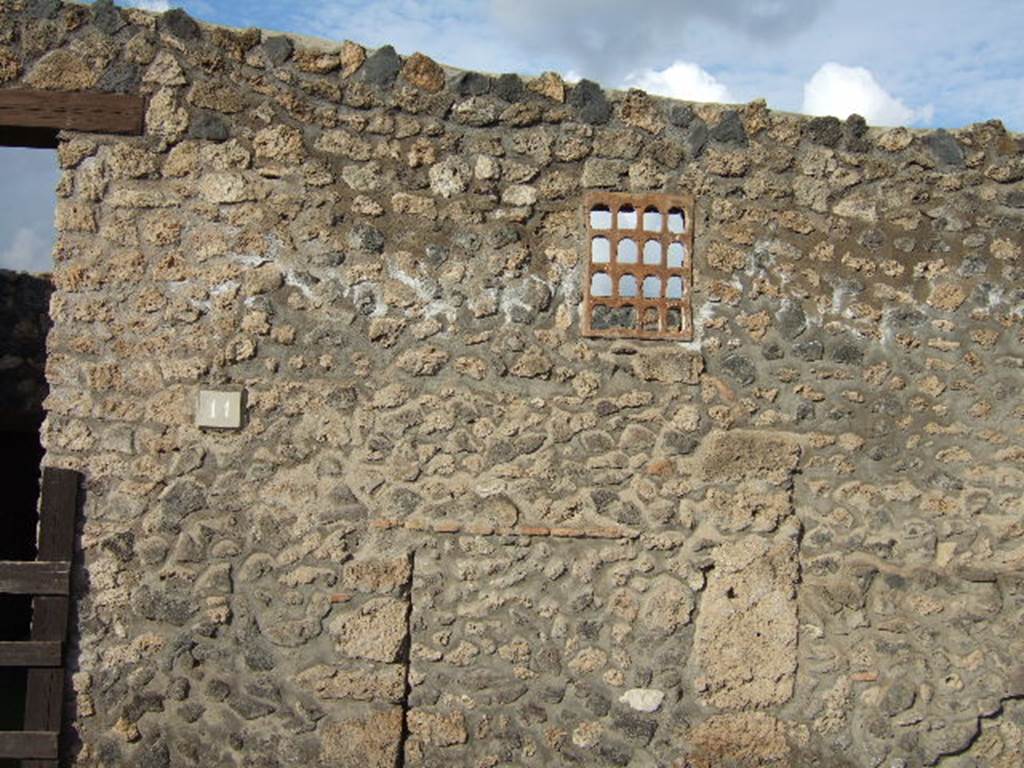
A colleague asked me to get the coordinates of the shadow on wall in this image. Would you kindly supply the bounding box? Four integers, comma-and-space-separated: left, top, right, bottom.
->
0, 270, 52, 764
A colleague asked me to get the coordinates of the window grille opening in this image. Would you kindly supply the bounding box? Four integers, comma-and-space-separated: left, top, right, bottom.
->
643, 206, 662, 232
668, 208, 686, 234
617, 238, 638, 264
590, 205, 613, 229
617, 204, 637, 229
667, 242, 686, 269
583, 193, 694, 340
591, 272, 612, 297
643, 240, 662, 265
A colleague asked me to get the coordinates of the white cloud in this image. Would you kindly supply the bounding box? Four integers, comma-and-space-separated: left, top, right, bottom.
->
0, 227, 52, 274
121, 0, 172, 12
802, 62, 933, 126
623, 61, 734, 104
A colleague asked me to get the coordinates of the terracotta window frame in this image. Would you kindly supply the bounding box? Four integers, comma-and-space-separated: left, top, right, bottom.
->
582, 192, 695, 341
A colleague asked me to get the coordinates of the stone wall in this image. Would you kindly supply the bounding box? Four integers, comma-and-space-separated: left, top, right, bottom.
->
2, 0, 1024, 766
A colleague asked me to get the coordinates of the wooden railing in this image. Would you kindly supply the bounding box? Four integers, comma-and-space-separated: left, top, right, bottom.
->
0, 468, 79, 766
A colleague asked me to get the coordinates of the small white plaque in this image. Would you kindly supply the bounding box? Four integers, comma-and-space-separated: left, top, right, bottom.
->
196, 390, 244, 429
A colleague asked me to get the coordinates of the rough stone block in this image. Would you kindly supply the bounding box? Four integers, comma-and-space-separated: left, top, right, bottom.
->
321, 706, 404, 768
693, 535, 799, 710
330, 597, 409, 663
697, 430, 801, 486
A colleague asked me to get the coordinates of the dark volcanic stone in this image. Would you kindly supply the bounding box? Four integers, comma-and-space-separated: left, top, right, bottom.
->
662, 430, 699, 456
263, 36, 294, 66
454, 71, 491, 96
710, 110, 748, 146
494, 73, 525, 102
132, 585, 195, 626
189, 112, 230, 142
576, 682, 610, 716
122, 691, 165, 722
793, 340, 824, 361
805, 116, 843, 147
687, 119, 709, 158
831, 340, 864, 365
362, 45, 402, 86
92, 0, 126, 35
27, 0, 61, 19
1004, 190, 1024, 208
136, 739, 170, 768
776, 302, 807, 340
668, 104, 696, 128
796, 401, 815, 421
613, 711, 658, 745
887, 307, 926, 328
159, 9, 201, 41
98, 62, 141, 94
569, 79, 612, 125
348, 223, 385, 253
924, 129, 965, 167
844, 114, 870, 152
598, 741, 631, 767
721, 353, 757, 385
762, 342, 784, 360
229, 693, 276, 720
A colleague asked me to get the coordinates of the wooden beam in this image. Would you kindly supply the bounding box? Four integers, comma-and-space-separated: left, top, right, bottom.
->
0, 641, 62, 668
0, 562, 70, 596
0, 731, 59, 760
0, 89, 145, 136
24, 468, 79, 768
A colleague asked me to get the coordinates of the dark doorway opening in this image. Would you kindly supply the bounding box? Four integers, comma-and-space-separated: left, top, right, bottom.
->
0, 128, 57, 768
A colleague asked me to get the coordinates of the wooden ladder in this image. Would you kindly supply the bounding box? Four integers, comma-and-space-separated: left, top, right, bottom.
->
0, 468, 79, 766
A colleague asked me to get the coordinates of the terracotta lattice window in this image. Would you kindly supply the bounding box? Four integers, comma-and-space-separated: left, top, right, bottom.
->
582, 192, 694, 341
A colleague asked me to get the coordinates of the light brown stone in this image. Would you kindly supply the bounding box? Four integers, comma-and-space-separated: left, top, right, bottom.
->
294, 49, 340, 74
0, 47, 20, 83
316, 129, 373, 161
686, 713, 792, 768
342, 557, 412, 593
253, 125, 305, 163
928, 282, 968, 312
631, 350, 704, 385
693, 534, 799, 710
706, 241, 748, 272
198, 173, 255, 204
619, 89, 664, 134
639, 576, 694, 635
320, 707, 403, 768
341, 40, 367, 77
25, 50, 98, 90
188, 80, 246, 113
402, 52, 445, 93
296, 663, 406, 703
697, 430, 801, 486
528, 71, 565, 102
330, 597, 408, 662
395, 346, 449, 376
706, 483, 792, 533
146, 88, 189, 142
407, 709, 469, 747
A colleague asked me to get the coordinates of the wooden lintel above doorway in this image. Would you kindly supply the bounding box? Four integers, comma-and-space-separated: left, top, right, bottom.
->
0, 89, 146, 143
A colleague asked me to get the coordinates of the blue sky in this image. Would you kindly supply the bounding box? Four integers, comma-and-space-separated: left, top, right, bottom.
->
2, 0, 1023, 273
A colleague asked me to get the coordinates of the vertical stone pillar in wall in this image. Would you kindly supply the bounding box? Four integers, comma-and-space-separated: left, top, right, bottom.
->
686, 430, 803, 767
296, 554, 413, 768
